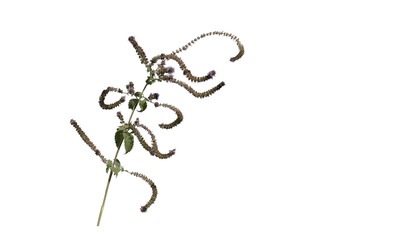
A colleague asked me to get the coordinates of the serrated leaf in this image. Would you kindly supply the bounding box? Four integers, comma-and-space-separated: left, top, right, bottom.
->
115, 130, 124, 148
128, 98, 139, 110
138, 99, 147, 112
123, 132, 134, 154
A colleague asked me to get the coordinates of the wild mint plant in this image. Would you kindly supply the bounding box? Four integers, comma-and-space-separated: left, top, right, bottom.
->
70, 31, 244, 226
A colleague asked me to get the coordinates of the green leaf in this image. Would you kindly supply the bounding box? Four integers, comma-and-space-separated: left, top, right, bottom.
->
106, 160, 113, 173
128, 98, 139, 110
123, 132, 134, 154
115, 130, 124, 148
107, 160, 113, 167
111, 159, 122, 177
134, 92, 142, 98
138, 99, 147, 112
114, 159, 121, 168
146, 78, 154, 85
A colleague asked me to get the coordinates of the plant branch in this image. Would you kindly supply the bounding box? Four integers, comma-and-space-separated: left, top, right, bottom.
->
96, 82, 149, 226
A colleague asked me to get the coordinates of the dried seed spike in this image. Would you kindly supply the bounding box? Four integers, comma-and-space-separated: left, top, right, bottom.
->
161, 77, 226, 99
99, 87, 126, 110
70, 119, 107, 163
156, 66, 175, 76
132, 125, 155, 155
117, 111, 125, 124
155, 103, 184, 129
124, 170, 157, 212
128, 36, 149, 66
133, 122, 175, 159
169, 31, 244, 62
126, 81, 135, 95
160, 54, 214, 83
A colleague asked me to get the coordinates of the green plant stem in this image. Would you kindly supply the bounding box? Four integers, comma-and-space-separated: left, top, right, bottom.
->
97, 170, 113, 226
96, 82, 149, 226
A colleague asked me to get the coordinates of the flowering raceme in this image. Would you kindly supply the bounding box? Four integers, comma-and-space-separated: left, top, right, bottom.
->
70, 31, 244, 226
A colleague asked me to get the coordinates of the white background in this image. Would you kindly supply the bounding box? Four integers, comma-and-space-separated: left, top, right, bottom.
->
1, 0, 392, 239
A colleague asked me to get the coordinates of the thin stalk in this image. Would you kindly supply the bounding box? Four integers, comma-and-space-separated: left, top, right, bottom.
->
97, 170, 112, 226
96, 82, 149, 226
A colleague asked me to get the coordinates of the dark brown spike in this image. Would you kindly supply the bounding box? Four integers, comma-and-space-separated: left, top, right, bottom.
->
159, 54, 214, 83
124, 170, 157, 212
154, 103, 184, 129
99, 87, 126, 110
134, 122, 175, 159
161, 77, 226, 99
128, 36, 149, 66
168, 31, 244, 62
131, 124, 155, 155
116, 112, 125, 124
70, 119, 107, 163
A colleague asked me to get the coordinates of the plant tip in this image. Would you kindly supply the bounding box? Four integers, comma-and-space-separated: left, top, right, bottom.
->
207, 70, 216, 79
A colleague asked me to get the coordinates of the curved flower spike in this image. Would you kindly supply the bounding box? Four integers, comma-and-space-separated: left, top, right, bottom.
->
132, 121, 176, 159
99, 87, 126, 110
161, 77, 225, 99
170, 31, 244, 62
70, 119, 108, 163
116, 111, 125, 124
154, 102, 183, 129
152, 54, 214, 83
124, 170, 157, 212
128, 36, 149, 66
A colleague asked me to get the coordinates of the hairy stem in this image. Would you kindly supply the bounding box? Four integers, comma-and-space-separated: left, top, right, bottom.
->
96, 82, 149, 226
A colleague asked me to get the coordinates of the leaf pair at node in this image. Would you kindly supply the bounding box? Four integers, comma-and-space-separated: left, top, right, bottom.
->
115, 126, 134, 154
106, 159, 124, 177
129, 97, 148, 113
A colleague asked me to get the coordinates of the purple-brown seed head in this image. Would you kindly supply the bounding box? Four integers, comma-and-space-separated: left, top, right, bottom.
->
207, 70, 216, 79
148, 93, 159, 100
167, 67, 175, 74
140, 206, 147, 212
